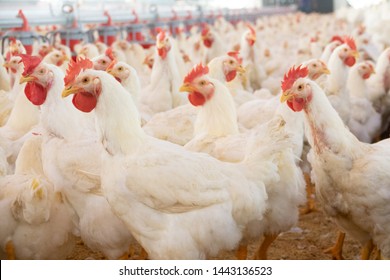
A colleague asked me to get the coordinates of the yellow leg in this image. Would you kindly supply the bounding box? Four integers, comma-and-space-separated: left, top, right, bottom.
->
5, 240, 16, 260
236, 242, 248, 260
138, 247, 148, 260
300, 173, 317, 215
324, 231, 345, 260
375, 249, 382, 260
361, 239, 374, 260
253, 233, 279, 260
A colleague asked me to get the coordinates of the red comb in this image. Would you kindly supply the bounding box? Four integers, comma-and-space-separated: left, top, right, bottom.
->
64, 57, 93, 87
330, 35, 344, 44
281, 65, 309, 92
344, 36, 356, 51
201, 26, 210, 37
19, 54, 42, 76
157, 30, 166, 41
227, 51, 242, 64
106, 59, 117, 72
184, 63, 209, 84
105, 47, 116, 61
247, 24, 256, 36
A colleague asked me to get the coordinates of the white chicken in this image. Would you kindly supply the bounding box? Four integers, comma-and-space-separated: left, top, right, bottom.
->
0, 55, 10, 92
61, 60, 291, 260
347, 61, 381, 143
18, 56, 136, 260
139, 31, 188, 121
181, 63, 306, 259
240, 24, 266, 91
106, 60, 140, 107
201, 25, 227, 64
281, 64, 390, 259
324, 37, 360, 125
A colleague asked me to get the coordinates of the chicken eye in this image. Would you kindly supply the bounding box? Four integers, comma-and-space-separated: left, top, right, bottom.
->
39, 69, 45, 74
102, 60, 107, 65
362, 65, 367, 69
313, 64, 317, 68
229, 60, 234, 65
297, 84, 304, 91
55, 54, 60, 58
199, 80, 206, 86
118, 67, 123, 71
343, 48, 348, 52
82, 77, 90, 84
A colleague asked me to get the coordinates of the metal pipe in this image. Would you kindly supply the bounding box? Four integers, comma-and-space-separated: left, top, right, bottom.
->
0, 6, 297, 30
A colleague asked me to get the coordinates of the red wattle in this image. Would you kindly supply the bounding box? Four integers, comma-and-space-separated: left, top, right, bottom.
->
158, 48, 167, 59
344, 56, 356, 67
247, 39, 255, 46
24, 82, 48, 105
72, 92, 97, 113
188, 91, 206, 106
362, 73, 371, 80
225, 70, 237, 82
203, 39, 213, 48
287, 97, 305, 112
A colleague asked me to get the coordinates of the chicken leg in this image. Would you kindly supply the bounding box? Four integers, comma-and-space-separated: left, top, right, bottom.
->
361, 239, 374, 260
236, 241, 249, 260
323, 231, 345, 260
253, 233, 278, 260
300, 173, 317, 215
5, 240, 16, 260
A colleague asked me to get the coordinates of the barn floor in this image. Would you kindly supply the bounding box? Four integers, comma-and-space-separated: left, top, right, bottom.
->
66, 200, 364, 260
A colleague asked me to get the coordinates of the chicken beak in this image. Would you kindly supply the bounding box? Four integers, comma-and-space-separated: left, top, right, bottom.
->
351, 50, 360, 59
156, 40, 165, 49
280, 91, 294, 103
249, 34, 256, 43
237, 65, 246, 74
63, 55, 70, 61
3, 62, 10, 68
179, 83, 196, 93
62, 86, 81, 98
321, 67, 331, 75
19, 75, 37, 84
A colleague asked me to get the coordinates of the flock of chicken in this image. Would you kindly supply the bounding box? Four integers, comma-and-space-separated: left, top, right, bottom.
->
0, 4, 390, 260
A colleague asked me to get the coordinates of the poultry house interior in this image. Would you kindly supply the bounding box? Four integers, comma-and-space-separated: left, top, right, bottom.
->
0, 0, 390, 267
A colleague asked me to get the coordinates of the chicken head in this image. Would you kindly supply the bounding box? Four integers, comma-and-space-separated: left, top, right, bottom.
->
179, 63, 215, 106
280, 65, 312, 112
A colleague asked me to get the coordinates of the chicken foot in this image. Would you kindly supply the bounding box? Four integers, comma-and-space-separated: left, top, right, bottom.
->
323, 231, 345, 260
253, 233, 279, 260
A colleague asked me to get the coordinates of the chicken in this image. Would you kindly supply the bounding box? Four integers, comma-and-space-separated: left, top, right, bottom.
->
201, 25, 227, 64
240, 24, 266, 91
367, 48, 390, 138
324, 37, 360, 124
106, 60, 140, 107
91, 47, 116, 71
0, 55, 11, 92
76, 43, 100, 60
0, 175, 77, 259
61, 59, 287, 260
18, 56, 135, 259
139, 31, 188, 121
181, 64, 306, 259
347, 61, 381, 143
142, 52, 247, 146
42, 49, 69, 73
0, 133, 77, 260
0, 55, 40, 171
281, 65, 390, 259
